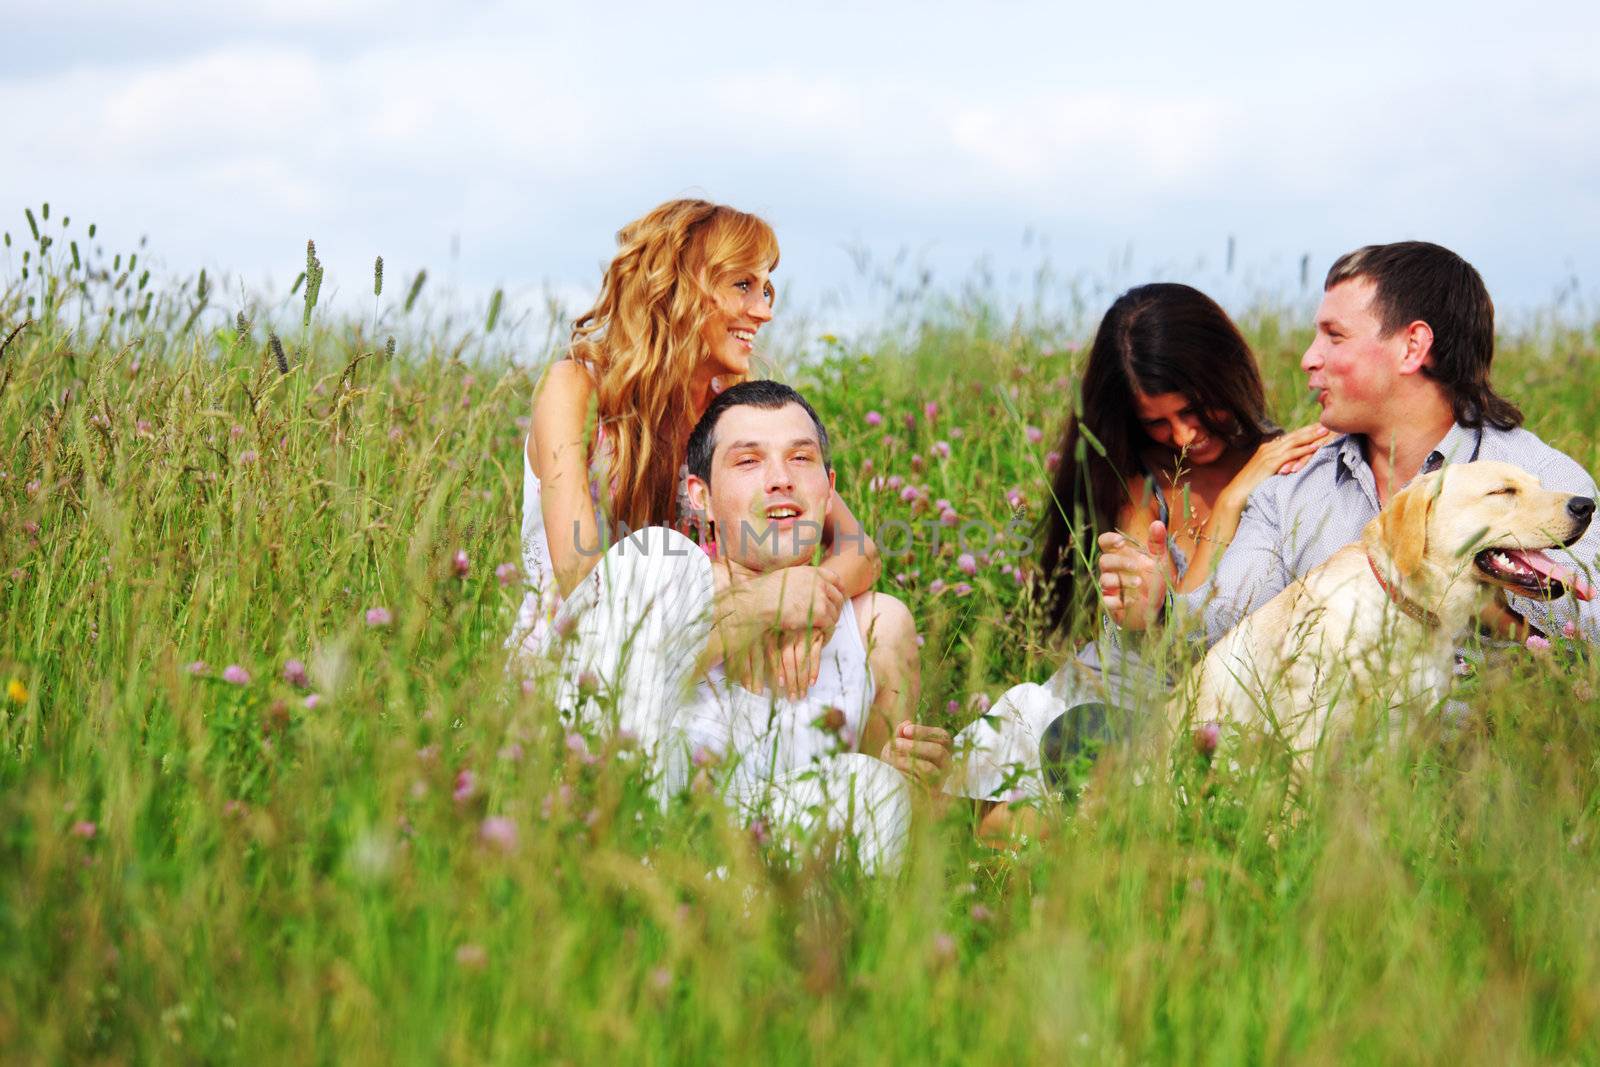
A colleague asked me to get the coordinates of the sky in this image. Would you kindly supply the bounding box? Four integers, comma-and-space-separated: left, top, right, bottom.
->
4, 0, 1598, 350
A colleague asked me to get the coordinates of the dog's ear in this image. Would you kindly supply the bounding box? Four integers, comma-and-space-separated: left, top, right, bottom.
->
1380, 481, 1432, 577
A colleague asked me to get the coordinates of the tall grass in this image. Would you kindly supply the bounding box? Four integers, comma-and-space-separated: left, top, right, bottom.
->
4, 207, 1600, 1062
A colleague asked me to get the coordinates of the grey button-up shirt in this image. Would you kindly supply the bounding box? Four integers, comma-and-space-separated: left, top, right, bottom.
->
1181, 422, 1600, 645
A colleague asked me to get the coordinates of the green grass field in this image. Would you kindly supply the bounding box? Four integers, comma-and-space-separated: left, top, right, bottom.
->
6, 210, 1600, 1063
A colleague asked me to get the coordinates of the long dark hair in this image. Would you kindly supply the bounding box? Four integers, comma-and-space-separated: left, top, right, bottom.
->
1039, 283, 1277, 635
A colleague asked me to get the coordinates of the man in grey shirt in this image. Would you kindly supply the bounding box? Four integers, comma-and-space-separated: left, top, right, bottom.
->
1099, 241, 1600, 647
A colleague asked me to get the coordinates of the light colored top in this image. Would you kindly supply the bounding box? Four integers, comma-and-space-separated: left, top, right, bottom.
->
683, 595, 876, 792
1181, 422, 1600, 645
512, 426, 700, 658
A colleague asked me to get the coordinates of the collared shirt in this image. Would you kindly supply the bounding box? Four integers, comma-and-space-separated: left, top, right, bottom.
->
1181, 422, 1600, 645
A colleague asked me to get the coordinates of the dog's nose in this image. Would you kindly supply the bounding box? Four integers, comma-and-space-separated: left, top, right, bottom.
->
1570, 497, 1596, 521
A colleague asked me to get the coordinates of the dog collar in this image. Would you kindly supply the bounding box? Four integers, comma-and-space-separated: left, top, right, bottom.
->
1366, 549, 1442, 629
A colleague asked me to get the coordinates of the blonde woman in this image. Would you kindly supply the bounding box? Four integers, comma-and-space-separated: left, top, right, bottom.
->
512, 200, 882, 768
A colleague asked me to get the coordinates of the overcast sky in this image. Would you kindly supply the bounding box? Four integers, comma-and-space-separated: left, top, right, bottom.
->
5, 0, 1598, 346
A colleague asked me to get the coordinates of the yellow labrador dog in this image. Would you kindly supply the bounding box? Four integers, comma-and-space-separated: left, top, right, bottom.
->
1181, 460, 1594, 756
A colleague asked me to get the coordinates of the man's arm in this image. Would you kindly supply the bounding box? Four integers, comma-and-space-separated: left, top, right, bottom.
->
1185, 481, 1296, 646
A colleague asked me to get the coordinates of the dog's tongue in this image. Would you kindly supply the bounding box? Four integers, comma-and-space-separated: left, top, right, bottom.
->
1508, 549, 1596, 601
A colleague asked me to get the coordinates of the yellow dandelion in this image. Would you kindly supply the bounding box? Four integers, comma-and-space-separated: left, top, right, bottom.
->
6, 677, 28, 703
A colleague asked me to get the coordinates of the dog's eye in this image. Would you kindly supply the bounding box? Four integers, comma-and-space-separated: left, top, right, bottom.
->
1488, 487, 1518, 497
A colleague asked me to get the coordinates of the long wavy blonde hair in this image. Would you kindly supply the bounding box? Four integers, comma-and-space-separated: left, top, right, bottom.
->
570, 199, 779, 531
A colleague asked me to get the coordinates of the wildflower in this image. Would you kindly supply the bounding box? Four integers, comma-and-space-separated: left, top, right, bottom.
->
929, 579, 946, 595
455, 943, 488, 970
931, 441, 951, 461
957, 553, 977, 576
387, 427, 403, 443
71, 820, 97, 839
899, 486, 920, 504
1526, 634, 1553, 654
865, 411, 883, 427
691, 745, 718, 768
365, 607, 392, 627
452, 549, 470, 577
22, 520, 39, 536
237, 450, 258, 464
498, 742, 525, 762
453, 769, 477, 803
1564, 621, 1579, 637
924, 400, 939, 422
940, 507, 959, 527
970, 693, 992, 714
136, 419, 153, 436
6, 677, 27, 703
886, 474, 903, 491
946, 699, 959, 714
861, 457, 874, 473
969, 903, 993, 923
221, 664, 251, 686
25, 479, 41, 495
1026, 426, 1043, 445
186, 660, 207, 675
495, 563, 520, 587
565, 732, 593, 761
649, 966, 673, 993
1046, 450, 1062, 472
750, 819, 771, 848
1194, 721, 1221, 756
910, 453, 924, 473
817, 705, 847, 733
1005, 487, 1025, 510
479, 816, 518, 852
304, 693, 322, 710
953, 582, 973, 596
931, 931, 958, 966
230, 424, 244, 440
283, 658, 309, 688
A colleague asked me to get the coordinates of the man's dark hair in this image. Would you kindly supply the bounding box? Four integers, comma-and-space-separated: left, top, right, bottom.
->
1325, 241, 1521, 430
686, 380, 832, 484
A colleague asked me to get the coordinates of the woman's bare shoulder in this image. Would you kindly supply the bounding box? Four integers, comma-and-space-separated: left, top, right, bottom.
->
536, 358, 595, 409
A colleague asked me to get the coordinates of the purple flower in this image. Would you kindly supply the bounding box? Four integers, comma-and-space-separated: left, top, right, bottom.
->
1005, 488, 1024, 510
899, 486, 920, 503
940, 508, 960, 527
865, 411, 883, 428
230, 424, 245, 440
455, 943, 488, 970
135, 419, 153, 436
304, 693, 322, 710
365, 607, 392, 627
957, 553, 978, 576
453, 769, 477, 804
1526, 634, 1553, 653
498, 742, 525, 763
953, 582, 973, 596
22, 520, 39, 536
237, 450, 258, 464
479, 816, 518, 852
931, 931, 957, 965
691, 745, 718, 768
970, 693, 992, 714
750, 818, 771, 847
70, 820, 97, 839
565, 732, 592, 761
186, 660, 208, 676
1025, 426, 1043, 445
931, 441, 951, 461
495, 563, 520, 587
886, 474, 904, 491
924, 401, 939, 422
452, 549, 470, 577
929, 579, 946, 595
222, 664, 251, 686
969, 903, 993, 923
283, 659, 309, 688
1563, 621, 1579, 637
1194, 721, 1221, 756
1046, 450, 1062, 472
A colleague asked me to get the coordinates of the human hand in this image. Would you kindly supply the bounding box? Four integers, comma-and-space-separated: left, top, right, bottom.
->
775, 626, 825, 701
759, 565, 845, 634
879, 721, 953, 783
1098, 520, 1170, 631
1220, 423, 1330, 508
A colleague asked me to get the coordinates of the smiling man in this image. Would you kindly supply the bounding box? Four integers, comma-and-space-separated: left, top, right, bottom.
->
1100, 240, 1600, 646
677, 379, 951, 870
